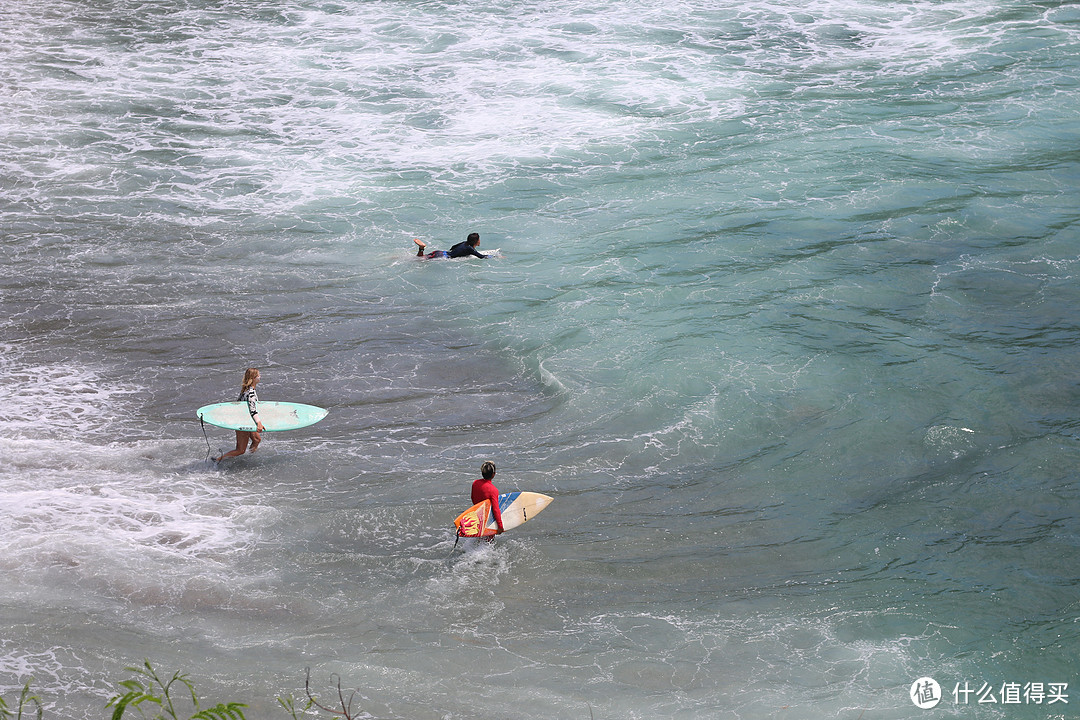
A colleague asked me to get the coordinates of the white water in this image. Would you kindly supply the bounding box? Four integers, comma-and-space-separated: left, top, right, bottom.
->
2, 0, 1079, 717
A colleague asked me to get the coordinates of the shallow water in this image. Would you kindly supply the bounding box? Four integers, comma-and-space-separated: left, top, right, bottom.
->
1, 0, 1079, 717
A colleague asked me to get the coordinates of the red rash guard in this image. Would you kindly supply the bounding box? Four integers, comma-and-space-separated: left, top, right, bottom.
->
471, 478, 504, 532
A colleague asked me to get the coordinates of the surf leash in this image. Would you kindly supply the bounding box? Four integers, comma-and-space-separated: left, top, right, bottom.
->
199, 413, 213, 459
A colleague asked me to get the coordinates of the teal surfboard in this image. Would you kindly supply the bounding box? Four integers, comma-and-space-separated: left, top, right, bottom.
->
196, 401, 328, 432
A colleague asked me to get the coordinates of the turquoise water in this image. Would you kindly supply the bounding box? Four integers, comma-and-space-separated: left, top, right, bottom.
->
1, 0, 1078, 718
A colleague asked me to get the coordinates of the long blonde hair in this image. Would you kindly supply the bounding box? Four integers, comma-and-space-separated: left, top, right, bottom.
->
241, 367, 260, 392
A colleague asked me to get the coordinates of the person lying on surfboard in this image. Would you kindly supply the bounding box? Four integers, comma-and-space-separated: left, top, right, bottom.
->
413, 232, 489, 259
471, 461, 504, 534
213, 368, 265, 462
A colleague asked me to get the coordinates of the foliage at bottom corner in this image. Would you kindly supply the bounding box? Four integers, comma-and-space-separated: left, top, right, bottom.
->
105, 661, 247, 720
2, 661, 367, 720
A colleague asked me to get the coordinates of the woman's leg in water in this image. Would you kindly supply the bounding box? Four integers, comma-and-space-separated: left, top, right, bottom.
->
214, 430, 252, 462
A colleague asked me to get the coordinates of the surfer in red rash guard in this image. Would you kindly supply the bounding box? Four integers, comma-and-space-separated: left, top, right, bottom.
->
471, 461, 504, 534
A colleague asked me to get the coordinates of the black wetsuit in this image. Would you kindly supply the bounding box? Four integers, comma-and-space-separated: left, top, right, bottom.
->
432, 241, 486, 259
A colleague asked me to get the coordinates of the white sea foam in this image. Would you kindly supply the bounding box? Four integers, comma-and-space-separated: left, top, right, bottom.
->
0, 345, 138, 441
1, 0, 1066, 235
0, 644, 95, 713
2, 0, 1079, 717
0, 347, 269, 616
0, 439, 270, 605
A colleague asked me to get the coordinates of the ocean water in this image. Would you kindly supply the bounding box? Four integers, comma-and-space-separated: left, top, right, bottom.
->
1, 0, 1078, 718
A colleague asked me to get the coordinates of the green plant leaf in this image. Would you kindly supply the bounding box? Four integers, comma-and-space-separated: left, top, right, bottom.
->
191, 703, 248, 720
107, 690, 162, 720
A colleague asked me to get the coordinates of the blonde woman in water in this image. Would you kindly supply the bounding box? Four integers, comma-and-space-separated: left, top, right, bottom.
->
214, 368, 265, 462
